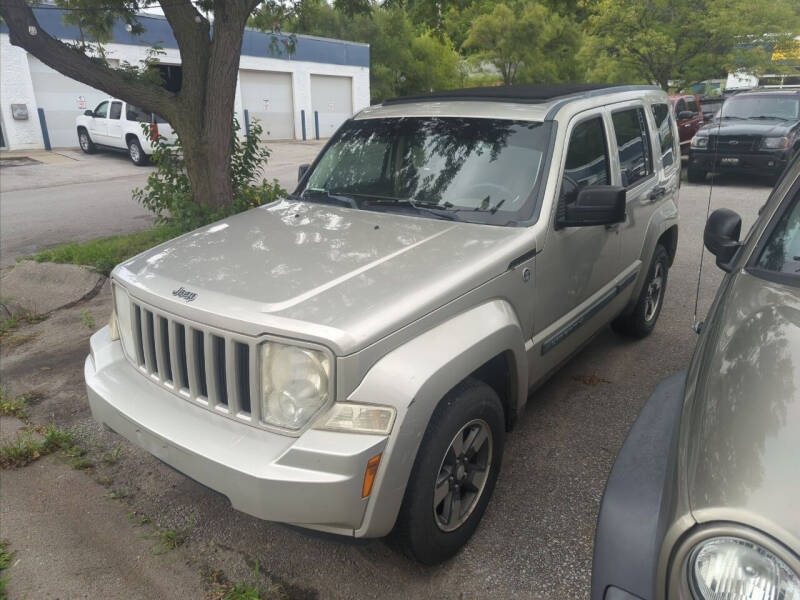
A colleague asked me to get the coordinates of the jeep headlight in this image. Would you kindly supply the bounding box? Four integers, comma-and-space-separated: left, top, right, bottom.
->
760, 136, 789, 149
112, 285, 135, 359
314, 402, 396, 435
260, 342, 331, 430
689, 537, 800, 600
691, 135, 709, 148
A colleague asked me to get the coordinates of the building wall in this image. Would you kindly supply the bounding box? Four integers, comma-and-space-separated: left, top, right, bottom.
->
0, 24, 369, 150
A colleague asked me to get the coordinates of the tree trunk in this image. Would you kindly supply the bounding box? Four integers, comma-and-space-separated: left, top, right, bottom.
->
0, 0, 261, 212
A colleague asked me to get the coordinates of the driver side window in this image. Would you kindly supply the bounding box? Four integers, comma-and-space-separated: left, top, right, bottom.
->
561, 116, 610, 203
94, 101, 109, 119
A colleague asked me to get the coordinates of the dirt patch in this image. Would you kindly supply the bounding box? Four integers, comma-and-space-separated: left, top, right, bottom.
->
0, 260, 105, 316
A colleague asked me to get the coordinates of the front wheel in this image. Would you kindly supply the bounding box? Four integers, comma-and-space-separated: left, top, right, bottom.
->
612, 244, 669, 339
78, 129, 96, 154
392, 379, 504, 564
127, 137, 149, 166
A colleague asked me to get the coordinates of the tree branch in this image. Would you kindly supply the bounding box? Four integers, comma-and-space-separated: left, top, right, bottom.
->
0, 0, 175, 116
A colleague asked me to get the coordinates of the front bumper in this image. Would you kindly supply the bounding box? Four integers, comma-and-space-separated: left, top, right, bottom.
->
591, 372, 688, 600
85, 327, 388, 535
688, 149, 791, 174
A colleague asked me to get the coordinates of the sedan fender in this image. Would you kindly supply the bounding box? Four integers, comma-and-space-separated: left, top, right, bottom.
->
349, 299, 528, 537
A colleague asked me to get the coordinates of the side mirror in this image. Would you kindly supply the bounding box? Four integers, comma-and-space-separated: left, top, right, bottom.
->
298, 163, 310, 183
704, 208, 742, 272
84, 109, 94, 117
557, 185, 626, 228
678, 110, 695, 120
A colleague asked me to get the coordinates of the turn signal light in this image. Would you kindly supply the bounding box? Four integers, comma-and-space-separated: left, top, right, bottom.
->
362, 454, 382, 498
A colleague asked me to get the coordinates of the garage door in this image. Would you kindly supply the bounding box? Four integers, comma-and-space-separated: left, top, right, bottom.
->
239, 70, 294, 140
28, 56, 107, 148
311, 75, 352, 138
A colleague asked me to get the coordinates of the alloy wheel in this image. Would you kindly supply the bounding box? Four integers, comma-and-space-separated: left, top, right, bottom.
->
644, 262, 664, 322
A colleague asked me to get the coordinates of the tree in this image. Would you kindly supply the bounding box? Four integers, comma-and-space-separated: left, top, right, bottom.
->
463, 2, 582, 86
583, 0, 800, 90
0, 0, 288, 212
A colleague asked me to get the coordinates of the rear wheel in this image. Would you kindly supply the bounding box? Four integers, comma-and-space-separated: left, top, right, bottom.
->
612, 244, 669, 339
687, 167, 706, 183
127, 137, 148, 166
392, 379, 504, 564
78, 128, 96, 154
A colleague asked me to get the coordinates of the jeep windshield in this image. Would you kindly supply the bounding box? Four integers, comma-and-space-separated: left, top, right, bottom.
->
296, 116, 554, 225
720, 95, 800, 121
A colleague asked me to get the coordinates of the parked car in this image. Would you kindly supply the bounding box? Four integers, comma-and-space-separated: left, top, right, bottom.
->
75, 99, 175, 165
688, 89, 800, 183
670, 94, 704, 153
592, 153, 800, 600
84, 83, 680, 564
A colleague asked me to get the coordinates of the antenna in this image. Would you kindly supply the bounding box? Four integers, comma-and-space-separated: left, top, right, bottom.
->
691, 97, 724, 334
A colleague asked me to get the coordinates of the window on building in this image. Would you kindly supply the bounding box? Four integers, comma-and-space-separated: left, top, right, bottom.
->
611, 107, 653, 187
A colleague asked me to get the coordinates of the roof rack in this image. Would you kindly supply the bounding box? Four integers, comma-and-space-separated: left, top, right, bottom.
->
383, 83, 660, 106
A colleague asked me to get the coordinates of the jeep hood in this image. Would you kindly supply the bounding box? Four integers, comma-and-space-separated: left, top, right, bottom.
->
683, 271, 800, 550
115, 200, 530, 354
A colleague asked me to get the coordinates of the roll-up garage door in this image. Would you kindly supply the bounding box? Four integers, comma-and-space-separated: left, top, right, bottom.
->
310, 75, 352, 138
27, 56, 107, 148
239, 70, 294, 140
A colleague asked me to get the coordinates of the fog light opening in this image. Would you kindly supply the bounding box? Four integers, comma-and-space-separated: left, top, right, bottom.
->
362, 453, 382, 498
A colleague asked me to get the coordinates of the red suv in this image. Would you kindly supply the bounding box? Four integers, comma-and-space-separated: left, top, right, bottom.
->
670, 94, 704, 154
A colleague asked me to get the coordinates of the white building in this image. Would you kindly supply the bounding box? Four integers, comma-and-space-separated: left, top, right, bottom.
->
0, 8, 370, 150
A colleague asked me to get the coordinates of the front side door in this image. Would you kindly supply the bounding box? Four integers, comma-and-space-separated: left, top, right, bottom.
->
531, 109, 621, 379
89, 100, 109, 143
106, 101, 124, 148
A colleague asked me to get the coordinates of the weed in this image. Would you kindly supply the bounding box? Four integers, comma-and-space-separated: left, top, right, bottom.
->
0, 312, 47, 337
102, 445, 123, 465
1, 332, 39, 348
71, 456, 94, 470
96, 474, 113, 486
204, 564, 285, 600
0, 424, 77, 469
151, 526, 189, 554
81, 309, 96, 330
106, 487, 130, 500
40, 424, 76, 452
0, 539, 13, 600
0, 316, 18, 336
0, 390, 27, 419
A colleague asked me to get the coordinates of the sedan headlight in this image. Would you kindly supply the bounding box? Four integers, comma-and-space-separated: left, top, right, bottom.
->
260, 342, 331, 430
691, 135, 709, 148
690, 537, 800, 600
112, 285, 135, 359
760, 136, 790, 149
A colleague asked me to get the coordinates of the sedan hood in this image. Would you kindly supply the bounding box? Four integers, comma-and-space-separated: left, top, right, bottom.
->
115, 200, 529, 354
684, 271, 800, 550
698, 118, 796, 137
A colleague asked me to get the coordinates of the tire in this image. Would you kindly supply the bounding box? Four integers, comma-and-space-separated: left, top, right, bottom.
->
127, 137, 149, 166
612, 244, 669, 339
687, 167, 706, 183
78, 128, 96, 154
392, 378, 505, 565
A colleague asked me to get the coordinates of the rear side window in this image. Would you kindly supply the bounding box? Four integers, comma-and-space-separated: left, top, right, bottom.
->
126, 105, 169, 124
611, 107, 653, 187
562, 116, 610, 196
650, 103, 675, 168
755, 192, 800, 278
109, 101, 122, 120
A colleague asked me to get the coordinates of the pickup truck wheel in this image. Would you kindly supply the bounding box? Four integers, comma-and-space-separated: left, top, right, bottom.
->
687, 167, 706, 183
392, 379, 504, 564
612, 244, 669, 339
127, 138, 149, 166
78, 129, 96, 154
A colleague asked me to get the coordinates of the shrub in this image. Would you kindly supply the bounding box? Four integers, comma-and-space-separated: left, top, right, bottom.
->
133, 120, 286, 232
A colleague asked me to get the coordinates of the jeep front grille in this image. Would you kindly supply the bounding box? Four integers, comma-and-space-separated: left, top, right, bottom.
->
128, 301, 259, 425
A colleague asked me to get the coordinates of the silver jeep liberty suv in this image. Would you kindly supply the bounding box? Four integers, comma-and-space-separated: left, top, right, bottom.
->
85, 83, 680, 564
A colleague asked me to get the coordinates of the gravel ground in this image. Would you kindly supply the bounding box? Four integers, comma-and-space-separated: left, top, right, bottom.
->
0, 167, 773, 599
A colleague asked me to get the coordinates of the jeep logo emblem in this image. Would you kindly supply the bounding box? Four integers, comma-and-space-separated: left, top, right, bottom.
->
172, 287, 198, 302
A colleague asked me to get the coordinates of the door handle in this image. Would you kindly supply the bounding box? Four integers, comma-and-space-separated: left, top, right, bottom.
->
648, 186, 666, 201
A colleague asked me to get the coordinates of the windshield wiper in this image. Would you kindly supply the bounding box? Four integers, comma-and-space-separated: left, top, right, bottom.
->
720, 115, 745, 120
296, 188, 359, 209
360, 197, 458, 221
749, 115, 788, 121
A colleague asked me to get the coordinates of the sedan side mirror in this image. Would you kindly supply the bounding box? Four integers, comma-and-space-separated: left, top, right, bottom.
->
678, 110, 695, 120
298, 163, 310, 183
557, 185, 626, 228
84, 109, 94, 117
704, 208, 743, 272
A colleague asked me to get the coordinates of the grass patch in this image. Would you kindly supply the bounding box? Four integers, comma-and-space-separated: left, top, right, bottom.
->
0, 390, 28, 420
0, 424, 77, 469
0, 539, 13, 600
151, 526, 189, 555
0, 312, 47, 337
106, 486, 130, 500
29, 225, 182, 276
81, 309, 96, 330
204, 566, 286, 600
101, 445, 123, 465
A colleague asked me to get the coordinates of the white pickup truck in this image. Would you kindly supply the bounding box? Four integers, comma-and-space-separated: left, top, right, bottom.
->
75, 99, 175, 165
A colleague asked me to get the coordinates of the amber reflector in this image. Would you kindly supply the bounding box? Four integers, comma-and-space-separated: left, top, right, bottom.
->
362, 454, 382, 498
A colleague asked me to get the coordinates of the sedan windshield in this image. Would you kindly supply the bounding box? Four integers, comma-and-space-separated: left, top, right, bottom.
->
298, 116, 553, 225
720, 96, 800, 120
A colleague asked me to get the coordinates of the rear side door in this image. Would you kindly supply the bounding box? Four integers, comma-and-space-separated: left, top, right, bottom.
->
106, 101, 124, 149
89, 100, 109, 143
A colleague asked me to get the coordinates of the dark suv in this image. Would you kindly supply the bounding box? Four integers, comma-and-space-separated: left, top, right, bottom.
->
688, 90, 800, 183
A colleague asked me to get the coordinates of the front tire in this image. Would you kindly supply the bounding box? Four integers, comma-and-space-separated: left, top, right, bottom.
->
127, 137, 148, 166
78, 128, 96, 154
392, 379, 504, 564
612, 244, 669, 339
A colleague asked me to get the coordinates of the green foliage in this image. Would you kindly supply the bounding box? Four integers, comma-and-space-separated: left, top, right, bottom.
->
30, 226, 181, 276
0, 389, 28, 420
0, 424, 76, 469
0, 539, 13, 600
150, 526, 189, 554
133, 120, 285, 232
80, 309, 96, 330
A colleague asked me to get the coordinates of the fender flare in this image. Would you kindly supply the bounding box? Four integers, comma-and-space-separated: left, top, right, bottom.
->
627, 200, 679, 309
350, 299, 527, 537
